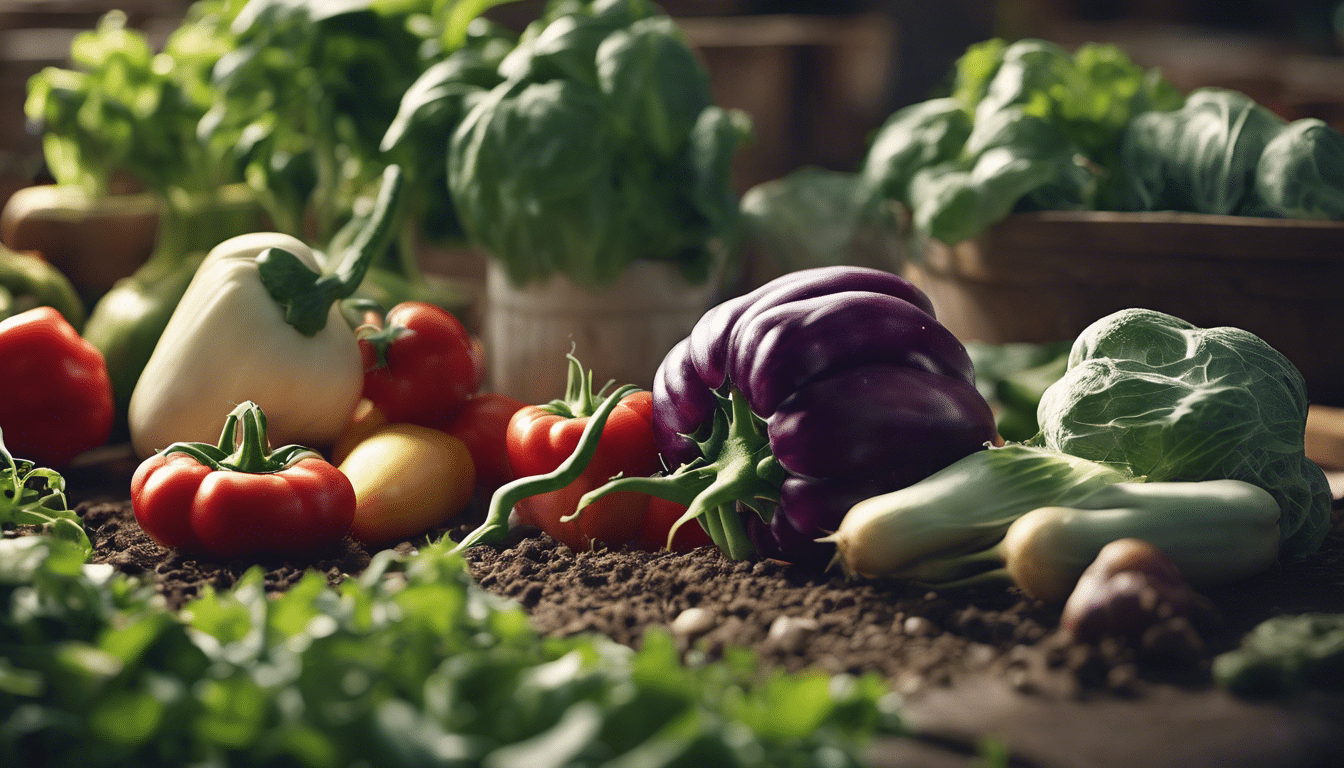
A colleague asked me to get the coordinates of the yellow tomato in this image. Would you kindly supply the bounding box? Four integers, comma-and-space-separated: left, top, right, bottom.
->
329, 398, 388, 466
339, 423, 475, 544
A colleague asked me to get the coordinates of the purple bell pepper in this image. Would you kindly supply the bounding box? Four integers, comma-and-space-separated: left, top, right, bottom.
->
583, 266, 998, 563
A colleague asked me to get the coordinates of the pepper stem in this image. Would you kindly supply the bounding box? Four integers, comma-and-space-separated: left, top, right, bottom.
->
452, 383, 640, 552
257, 164, 406, 336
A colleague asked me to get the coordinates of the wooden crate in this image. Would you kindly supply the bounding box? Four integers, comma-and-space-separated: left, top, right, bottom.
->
907, 211, 1344, 405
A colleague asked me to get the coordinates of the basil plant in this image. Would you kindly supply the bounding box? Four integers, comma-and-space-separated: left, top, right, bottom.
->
447, 0, 751, 289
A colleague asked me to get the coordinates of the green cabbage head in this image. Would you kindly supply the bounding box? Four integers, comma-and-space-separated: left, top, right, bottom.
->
1035, 308, 1332, 559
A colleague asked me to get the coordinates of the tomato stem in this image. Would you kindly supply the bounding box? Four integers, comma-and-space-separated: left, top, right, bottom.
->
161, 401, 319, 473
453, 383, 641, 552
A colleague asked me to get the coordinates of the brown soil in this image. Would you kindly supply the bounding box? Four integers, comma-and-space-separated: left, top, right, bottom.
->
37, 447, 1344, 766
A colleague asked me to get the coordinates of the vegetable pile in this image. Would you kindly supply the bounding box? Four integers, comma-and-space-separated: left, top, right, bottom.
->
1, 12, 1342, 765
1035, 308, 1333, 560
827, 307, 1332, 607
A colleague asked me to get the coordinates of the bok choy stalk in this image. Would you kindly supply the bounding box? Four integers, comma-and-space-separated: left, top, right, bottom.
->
828, 447, 1282, 603
825, 444, 1126, 580
999, 479, 1280, 601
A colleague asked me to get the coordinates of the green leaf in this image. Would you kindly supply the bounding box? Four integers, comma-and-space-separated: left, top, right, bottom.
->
1252, 118, 1344, 219
443, 0, 517, 50
255, 246, 327, 333
596, 16, 710, 158
194, 673, 271, 749
0, 431, 87, 555
1119, 88, 1286, 215
88, 689, 164, 746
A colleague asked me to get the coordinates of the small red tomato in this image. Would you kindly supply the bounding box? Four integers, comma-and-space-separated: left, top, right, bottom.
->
359, 302, 479, 426
507, 388, 661, 552
434, 393, 525, 488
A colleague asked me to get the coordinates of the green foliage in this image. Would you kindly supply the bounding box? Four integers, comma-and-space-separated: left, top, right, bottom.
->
1252, 117, 1344, 219
965, 341, 1070, 443
0, 534, 902, 767
861, 38, 1180, 245
24, 5, 241, 197
0, 431, 87, 554
1118, 88, 1287, 216
1034, 308, 1333, 560
448, 0, 751, 288
1214, 613, 1344, 697
201, 0, 432, 243
737, 167, 904, 275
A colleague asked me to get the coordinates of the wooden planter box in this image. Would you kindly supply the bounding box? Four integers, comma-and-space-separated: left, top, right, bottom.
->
907, 211, 1344, 406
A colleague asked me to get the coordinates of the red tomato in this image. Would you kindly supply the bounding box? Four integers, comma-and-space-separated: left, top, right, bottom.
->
132, 453, 355, 558
130, 400, 356, 558
0, 306, 113, 468
506, 389, 661, 551
434, 393, 525, 488
359, 302, 478, 426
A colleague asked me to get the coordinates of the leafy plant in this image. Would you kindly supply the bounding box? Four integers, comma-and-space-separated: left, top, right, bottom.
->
381, 17, 516, 250
1117, 87, 1287, 216
24, 3, 242, 198
0, 430, 87, 554
1034, 308, 1333, 560
200, 0, 431, 244
1215, 613, 1344, 697
448, 0, 751, 288
737, 166, 904, 276
1252, 117, 1344, 220
861, 38, 1180, 245
0, 533, 902, 767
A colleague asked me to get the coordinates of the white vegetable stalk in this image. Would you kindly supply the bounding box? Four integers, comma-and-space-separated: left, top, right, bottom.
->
1002, 479, 1281, 601
828, 441, 1282, 603
128, 166, 405, 458
826, 444, 1128, 580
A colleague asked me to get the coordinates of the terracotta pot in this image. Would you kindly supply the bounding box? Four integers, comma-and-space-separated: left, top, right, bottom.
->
0, 184, 158, 305
907, 211, 1344, 405
484, 260, 715, 404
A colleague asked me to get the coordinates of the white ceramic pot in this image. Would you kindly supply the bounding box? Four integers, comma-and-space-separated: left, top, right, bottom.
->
484, 260, 715, 403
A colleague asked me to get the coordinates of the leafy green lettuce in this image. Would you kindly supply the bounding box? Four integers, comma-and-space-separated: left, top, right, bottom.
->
1118, 87, 1287, 216
860, 38, 1180, 245
1253, 117, 1344, 220
1035, 309, 1332, 560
